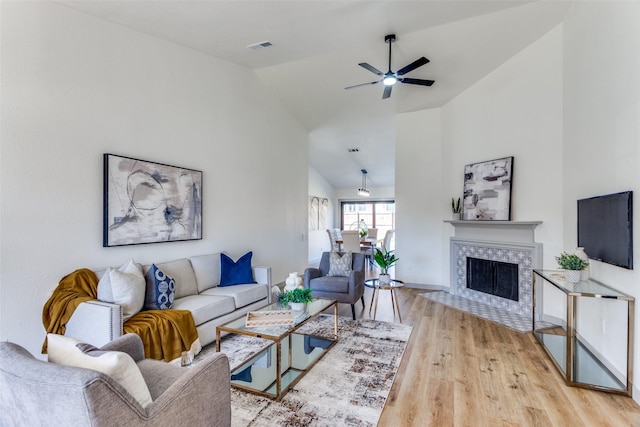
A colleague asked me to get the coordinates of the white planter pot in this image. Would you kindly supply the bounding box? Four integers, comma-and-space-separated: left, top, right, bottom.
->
379, 274, 391, 284
452, 213, 461, 221
563, 269, 582, 283
289, 302, 305, 311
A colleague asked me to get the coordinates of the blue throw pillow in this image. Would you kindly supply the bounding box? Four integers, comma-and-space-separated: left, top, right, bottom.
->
144, 264, 175, 310
219, 252, 256, 287
231, 365, 253, 383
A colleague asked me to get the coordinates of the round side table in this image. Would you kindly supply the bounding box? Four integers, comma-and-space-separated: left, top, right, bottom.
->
364, 279, 404, 323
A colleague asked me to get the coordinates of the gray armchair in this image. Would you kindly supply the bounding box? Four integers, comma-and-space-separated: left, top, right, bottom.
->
304, 251, 366, 319
0, 334, 231, 427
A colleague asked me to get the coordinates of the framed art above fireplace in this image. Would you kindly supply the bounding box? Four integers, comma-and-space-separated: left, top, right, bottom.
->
462, 156, 513, 221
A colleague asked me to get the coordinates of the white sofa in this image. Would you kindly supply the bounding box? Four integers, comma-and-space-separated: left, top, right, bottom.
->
65, 253, 272, 348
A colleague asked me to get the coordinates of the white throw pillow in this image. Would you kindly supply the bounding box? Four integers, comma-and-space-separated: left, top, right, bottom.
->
328, 251, 352, 277
97, 259, 145, 321
47, 334, 153, 408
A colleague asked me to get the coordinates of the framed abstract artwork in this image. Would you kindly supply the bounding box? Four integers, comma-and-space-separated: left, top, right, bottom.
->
103, 153, 202, 246
462, 156, 513, 221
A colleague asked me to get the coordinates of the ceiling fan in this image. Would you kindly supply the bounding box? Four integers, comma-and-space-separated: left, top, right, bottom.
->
345, 34, 434, 99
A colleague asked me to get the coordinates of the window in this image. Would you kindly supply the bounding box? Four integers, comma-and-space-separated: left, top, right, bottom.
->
340, 200, 395, 239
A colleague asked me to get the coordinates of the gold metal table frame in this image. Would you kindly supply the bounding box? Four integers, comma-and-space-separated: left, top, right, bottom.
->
364, 278, 404, 323
216, 298, 338, 400
533, 270, 634, 396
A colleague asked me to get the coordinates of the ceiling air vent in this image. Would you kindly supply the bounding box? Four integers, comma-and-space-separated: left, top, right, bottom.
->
247, 41, 273, 50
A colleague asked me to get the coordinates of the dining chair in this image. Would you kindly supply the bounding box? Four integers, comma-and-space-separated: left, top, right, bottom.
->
361, 228, 378, 269
340, 230, 361, 253
382, 229, 395, 251
326, 229, 339, 251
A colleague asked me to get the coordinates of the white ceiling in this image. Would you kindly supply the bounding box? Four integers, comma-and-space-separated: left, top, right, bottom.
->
60, 0, 569, 190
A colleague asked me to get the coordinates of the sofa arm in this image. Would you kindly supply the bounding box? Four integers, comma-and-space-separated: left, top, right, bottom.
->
349, 270, 365, 292
253, 266, 271, 286
253, 266, 272, 303
145, 352, 231, 426
65, 300, 123, 347
304, 268, 322, 287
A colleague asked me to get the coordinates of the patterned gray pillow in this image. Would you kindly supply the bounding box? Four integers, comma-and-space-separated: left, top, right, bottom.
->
328, 252, 352, 277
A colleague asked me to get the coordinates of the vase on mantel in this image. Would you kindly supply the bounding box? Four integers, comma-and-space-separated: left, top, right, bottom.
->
284, 272, 302, 292
575, 247, 590, 281
452, 213, 461, 221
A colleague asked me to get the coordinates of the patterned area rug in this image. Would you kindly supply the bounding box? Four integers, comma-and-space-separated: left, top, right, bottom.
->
191, 315, 412, 426
419, 291, 532, 332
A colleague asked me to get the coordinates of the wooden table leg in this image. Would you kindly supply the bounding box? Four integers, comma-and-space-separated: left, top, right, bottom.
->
373, 287, 380, 320
392, 288, 402, 323
369, 288, 376, 315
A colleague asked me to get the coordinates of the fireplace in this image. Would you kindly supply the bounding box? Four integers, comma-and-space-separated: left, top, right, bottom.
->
447, 220, 542, 318
466, 257, 518, 301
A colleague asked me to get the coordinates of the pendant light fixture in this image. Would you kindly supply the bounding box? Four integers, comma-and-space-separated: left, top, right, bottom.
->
357, 169, 370, 197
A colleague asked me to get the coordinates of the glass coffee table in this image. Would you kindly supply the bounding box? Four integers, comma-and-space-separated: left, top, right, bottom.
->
216, 298, 337, 400
364, 279, 404, 323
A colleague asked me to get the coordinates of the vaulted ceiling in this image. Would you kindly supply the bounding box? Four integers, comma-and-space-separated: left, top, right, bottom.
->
61, 1, 568, 190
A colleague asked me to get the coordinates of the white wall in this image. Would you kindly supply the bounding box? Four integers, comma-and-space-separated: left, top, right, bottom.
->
0, 2, 309, 358
395, 25, 564, 287
395, 109, 443, 286
308, 166, 335, 265
562, 1, 640, 398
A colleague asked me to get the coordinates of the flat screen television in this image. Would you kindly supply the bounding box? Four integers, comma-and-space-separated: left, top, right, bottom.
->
577, 191, 633, 270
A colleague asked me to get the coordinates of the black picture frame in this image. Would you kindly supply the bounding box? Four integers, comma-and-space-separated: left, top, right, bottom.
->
462, 156, 513, 221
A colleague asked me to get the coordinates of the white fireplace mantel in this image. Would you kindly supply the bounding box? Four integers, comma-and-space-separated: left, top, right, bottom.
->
444, 220, 542, 243
446, 220, 543, 318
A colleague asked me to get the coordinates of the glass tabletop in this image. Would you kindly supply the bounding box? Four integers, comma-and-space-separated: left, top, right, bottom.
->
534, 270, 633, 299
217, 298, 336, 339
364, 278, 404, 288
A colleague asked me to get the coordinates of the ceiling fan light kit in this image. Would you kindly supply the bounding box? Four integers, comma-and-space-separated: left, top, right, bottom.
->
345, 33, 435, 99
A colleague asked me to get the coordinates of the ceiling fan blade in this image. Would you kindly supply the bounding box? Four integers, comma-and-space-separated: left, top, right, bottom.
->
399, 77, 435, 86
396, 57, 429, 76
345, 80, 381, 90
382, 85, 392, 99
359, 62, 384, 76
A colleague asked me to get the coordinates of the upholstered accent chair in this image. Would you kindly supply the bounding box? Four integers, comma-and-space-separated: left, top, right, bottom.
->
304, 251, 366, 320
0, 334, 231, 427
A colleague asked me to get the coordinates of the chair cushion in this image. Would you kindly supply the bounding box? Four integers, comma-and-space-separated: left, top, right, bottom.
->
327, 251, 352, 277
201, 283, 267, 308
219, 252, 256, 287
170, 294, 235, 326
144, 264, 176, 310
97, 259, 145, 322
309, 276, 350, 294
47, 334, 153, 408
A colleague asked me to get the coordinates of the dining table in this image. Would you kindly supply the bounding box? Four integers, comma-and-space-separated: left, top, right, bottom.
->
334, 237, 382, 252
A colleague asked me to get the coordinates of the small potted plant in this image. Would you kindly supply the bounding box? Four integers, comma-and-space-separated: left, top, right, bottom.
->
555, 252, 589, 283
277, 287, 314, 311
373, 248, 399, 284
451, 197, 462, 220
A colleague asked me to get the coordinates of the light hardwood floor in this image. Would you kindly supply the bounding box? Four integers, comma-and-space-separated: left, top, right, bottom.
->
334, 285, 640, 427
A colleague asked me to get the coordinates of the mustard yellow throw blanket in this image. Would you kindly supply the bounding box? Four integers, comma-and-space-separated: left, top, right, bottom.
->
42, 268, 199, 362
